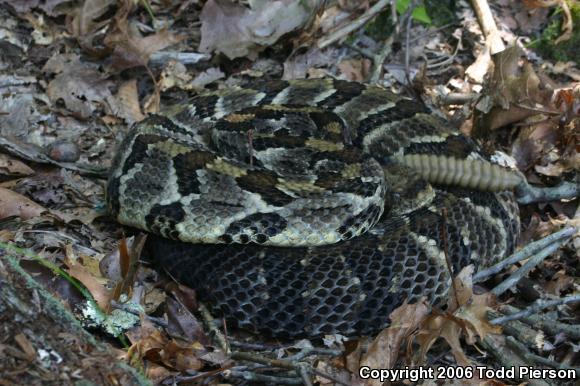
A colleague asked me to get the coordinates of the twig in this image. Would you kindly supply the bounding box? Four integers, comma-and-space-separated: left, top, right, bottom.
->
470, 0, 505, 54
369, 37, 393, 84
231, 351, 350, 386
487, 310, 544, 349
506, 336, 580, 378
439, 92, 479, 105
490, 233, 576, 296
473, 227, 577, 283
516, 181, 579, 205
286, 347, 342, 361
228, 370, 302, 385
298, 364, 314, 386
344, 41, 375, 59
228, 340, 288, 351
404, 6, 413, 87
318, 0, 391, 49
149, 51, 209, 66
425, 37, 461, 70
440, 208, 460, 309
481, 335, 553, 386
490, 295, 580, 325
499, 304, 580, 340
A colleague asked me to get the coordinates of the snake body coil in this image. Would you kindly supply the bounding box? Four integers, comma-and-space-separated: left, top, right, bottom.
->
107, 79, 520, 337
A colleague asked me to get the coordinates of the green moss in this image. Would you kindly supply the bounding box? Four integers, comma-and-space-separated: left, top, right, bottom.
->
530, 1, 580, 63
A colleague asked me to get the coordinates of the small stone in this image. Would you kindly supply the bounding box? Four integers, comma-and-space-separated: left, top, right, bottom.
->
47, 140, 80, 162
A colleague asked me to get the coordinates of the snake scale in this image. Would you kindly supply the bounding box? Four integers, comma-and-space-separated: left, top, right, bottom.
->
107, 79, 522, 337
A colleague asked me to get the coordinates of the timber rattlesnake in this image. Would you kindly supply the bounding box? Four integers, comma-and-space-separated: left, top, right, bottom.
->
107, 79, 521, 337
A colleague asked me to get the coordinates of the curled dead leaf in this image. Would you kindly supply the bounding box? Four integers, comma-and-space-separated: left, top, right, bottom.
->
360, 299, 430, 386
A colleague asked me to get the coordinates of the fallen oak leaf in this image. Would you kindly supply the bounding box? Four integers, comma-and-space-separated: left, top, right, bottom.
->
360, 299, 430, 386
412, 266, 501, 366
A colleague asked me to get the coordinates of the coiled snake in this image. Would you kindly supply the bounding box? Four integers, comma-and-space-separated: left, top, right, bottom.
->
107, 79, 521, 337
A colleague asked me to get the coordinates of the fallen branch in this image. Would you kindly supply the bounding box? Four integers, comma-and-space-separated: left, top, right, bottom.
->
474, 227, 577, 283
470, 0, 504, 54
481, 335, 553, 386
491, 241, 570, 296
499, 304, 580, 340
490, 295, 580, 325
506, 336, 580, 377
516, 181, 579, 205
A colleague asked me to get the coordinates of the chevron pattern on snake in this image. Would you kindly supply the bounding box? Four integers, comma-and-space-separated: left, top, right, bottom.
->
107, 79, 520, 337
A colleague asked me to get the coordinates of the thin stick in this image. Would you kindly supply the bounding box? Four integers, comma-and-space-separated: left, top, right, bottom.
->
491, 240, 568, 296
490, 295, 580, 325
506, 336, 580, 377
369, 37, 393, 84
499, 304, 580, 339
318, 0, 391, 49
516, 181, 579, 205
473, 227, 577, 283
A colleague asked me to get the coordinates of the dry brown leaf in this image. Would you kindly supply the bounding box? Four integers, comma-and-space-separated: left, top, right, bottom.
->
165, 296, 206, 343
545, 270, 574, 296
0, 154, 34, 179
44, 54, 114, 119
413, 267, 500, 366
476, 45, 557, 132
14, 333, 36, 361
0, 0, 71, 15
360, 300, 430, 386
535, 163, 565, 177
126, 318, 204, 373
69, 0, 116, 41
112, 79, 145, 124
104, 15, 185, 72
0, 187, 46, 220
199, 0, 320, 60
66, 258, 111, 310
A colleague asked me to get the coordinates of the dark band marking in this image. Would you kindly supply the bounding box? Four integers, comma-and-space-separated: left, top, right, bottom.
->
236, 171, 295, 206
173, 151, 217, 195
356, 99, 427, 140
251, 80, 291, 105
223, 212, 289, 244
404, 134, 477, 158
186, 95, 220, 119
145, 202, 186, 240
120, 133, 166, 175
319, 80, 365, 109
